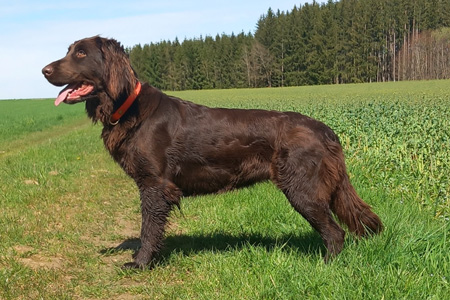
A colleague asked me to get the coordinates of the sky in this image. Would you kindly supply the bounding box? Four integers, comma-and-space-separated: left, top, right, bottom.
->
0, 0, 310, 100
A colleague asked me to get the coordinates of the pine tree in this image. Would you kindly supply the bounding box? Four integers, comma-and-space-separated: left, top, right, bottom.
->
128, 0, 450, 89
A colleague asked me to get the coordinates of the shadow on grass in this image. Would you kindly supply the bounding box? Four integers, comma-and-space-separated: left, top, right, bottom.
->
100, 231, 325, 264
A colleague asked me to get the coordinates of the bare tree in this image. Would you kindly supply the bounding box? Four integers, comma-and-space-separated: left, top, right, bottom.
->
397, 28, 450, 81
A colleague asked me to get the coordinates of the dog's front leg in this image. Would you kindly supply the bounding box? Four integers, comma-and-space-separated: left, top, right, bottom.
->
123, 185, 176, 269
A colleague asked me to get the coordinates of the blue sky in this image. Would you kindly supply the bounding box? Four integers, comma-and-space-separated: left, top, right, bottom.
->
0, 0, 309, 100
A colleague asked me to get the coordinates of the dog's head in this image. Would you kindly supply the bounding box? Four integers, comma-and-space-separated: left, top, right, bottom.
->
42, 36, 137, 106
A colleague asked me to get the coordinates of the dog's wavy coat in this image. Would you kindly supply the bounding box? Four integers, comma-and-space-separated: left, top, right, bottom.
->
43, 36, 382, 269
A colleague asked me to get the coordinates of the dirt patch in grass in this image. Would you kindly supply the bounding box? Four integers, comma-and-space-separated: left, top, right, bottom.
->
14, 245, 64, 270
13, 245, 35, 254
20, 255, 64, 270
101, 251, 133, 267
116, 216, 139, 240
115, 293, 139, 300
18, 253, 65, 270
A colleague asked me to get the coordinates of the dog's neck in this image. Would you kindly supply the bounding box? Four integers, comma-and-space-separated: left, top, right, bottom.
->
109, 81, 142, 125
85, 81, 139, 125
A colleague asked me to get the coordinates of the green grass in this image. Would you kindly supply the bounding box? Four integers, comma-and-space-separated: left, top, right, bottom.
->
1, 80, 449, 299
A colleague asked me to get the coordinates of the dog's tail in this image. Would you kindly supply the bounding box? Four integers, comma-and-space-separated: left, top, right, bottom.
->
321, 136, 383, 237
330, 170, 383, 237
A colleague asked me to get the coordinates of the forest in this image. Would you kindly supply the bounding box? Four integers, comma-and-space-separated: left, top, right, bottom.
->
128, 0, 450, 90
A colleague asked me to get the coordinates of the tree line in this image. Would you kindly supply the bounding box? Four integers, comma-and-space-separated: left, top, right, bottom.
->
128, 0, 450, 90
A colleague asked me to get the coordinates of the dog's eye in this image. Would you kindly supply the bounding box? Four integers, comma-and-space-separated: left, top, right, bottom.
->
76, 50, 86, 58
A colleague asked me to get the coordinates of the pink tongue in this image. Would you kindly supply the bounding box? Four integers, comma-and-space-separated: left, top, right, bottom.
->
54, 85, 75, 106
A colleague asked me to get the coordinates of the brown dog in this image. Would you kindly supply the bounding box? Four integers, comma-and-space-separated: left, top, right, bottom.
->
42, 36, 382, 269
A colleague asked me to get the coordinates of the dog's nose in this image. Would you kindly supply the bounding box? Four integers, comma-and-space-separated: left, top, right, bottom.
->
42, 66, 53, 77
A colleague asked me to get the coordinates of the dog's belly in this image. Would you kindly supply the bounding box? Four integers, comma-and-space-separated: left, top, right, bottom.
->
169, 139, 273, 196
172, 161, 271, 196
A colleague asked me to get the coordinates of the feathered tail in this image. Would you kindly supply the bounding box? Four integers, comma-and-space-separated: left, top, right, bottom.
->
330, 173, 383, 236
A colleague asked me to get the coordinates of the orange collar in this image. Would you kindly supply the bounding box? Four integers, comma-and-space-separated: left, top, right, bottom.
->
110, 81, 142, 125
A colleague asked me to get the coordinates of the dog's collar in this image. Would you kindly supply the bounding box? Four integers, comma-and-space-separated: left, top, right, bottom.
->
110, 81, 142, 125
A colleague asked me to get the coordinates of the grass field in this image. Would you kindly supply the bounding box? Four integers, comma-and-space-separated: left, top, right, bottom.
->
0, 80, 449, 299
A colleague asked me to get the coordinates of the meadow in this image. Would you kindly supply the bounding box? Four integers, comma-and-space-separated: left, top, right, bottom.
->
0, 80, 449, 299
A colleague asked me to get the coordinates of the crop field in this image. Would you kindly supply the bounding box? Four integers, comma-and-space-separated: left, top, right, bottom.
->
0, 80, 449, 299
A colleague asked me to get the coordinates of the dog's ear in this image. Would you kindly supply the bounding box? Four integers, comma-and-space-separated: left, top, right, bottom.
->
98, 37, 137, 100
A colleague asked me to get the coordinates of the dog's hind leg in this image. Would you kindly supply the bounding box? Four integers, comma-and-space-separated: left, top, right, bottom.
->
123, 180, 181, 269
273, 146, 345, 262
284, 189, 345, 261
